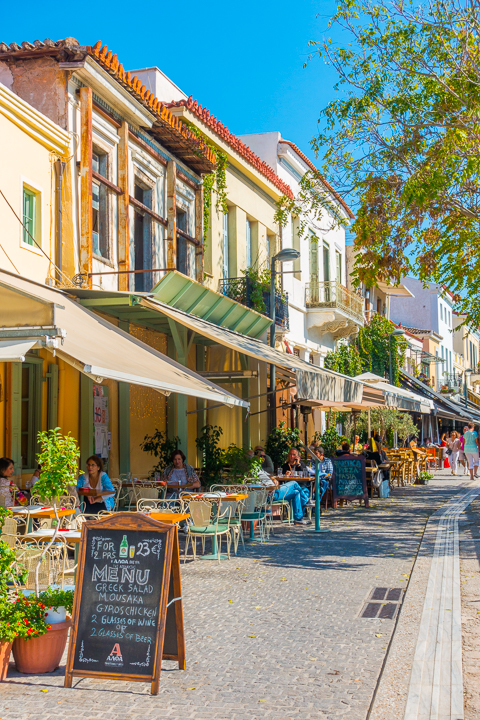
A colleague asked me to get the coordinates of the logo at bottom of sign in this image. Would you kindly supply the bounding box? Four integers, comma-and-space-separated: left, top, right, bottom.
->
105, 643, 124, 667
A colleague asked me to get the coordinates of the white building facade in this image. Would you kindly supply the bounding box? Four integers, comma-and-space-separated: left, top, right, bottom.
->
389, 277, 455, 390
238, 132, 363, 365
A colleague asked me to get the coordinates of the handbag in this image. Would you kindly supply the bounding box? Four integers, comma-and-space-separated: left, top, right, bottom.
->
446, 447, 452, 456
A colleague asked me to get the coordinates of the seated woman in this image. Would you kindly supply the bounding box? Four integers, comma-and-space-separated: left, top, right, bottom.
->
0, 457, 28, 507
161, 450, 200, 496
77, 455, 115, 514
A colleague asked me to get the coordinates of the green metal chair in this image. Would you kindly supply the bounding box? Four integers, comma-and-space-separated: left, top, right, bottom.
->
183, 495, 232, 563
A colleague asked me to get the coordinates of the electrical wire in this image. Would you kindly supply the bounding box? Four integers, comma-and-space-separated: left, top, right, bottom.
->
0, 239, 20, 274
0, 189, 73, 286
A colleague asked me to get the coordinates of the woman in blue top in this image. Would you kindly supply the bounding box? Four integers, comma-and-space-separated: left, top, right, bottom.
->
463, 423, 479, 481
77, 455, 115, 513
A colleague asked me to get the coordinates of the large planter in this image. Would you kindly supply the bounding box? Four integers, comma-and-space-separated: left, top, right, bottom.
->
0, 641, 12, 681
12, 618, 71, 674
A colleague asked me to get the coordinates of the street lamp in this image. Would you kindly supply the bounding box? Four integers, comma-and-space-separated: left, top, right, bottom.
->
269, 248, 301, 431
464, 368, 473, 408
388, 328, 405, 385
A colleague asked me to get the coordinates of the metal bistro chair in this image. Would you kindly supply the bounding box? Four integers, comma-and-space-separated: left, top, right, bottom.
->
210, 485, 249, 552
184, 495, 232, 563
136, 498, 185, 513
241, 489, 269, 543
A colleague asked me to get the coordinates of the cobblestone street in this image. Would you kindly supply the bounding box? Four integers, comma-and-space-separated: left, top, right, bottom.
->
0, 471, 470, 720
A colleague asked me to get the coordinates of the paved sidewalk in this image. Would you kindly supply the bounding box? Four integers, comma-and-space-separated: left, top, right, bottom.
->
0, 471, 467, 720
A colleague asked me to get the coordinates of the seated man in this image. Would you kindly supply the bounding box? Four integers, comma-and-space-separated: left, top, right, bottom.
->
254, 446, 275, 474
282, 447, 307, 476
313, 446, 333, 501
257, 470, 311, 526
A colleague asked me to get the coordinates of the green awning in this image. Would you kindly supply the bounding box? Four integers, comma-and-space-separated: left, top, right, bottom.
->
151, 271, 271, 339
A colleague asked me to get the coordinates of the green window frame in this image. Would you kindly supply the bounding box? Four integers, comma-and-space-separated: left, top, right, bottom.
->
23, 187, 36, 246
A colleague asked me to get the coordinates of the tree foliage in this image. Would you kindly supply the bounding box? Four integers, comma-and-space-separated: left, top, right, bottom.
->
265, 422, 302, 470
324, 314, 408, 384
141, 430, 179, 475
309, 0, 480, 326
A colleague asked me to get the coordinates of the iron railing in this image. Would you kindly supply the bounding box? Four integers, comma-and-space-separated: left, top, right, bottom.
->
218, 277, 289, 331
305, 280, 364, 324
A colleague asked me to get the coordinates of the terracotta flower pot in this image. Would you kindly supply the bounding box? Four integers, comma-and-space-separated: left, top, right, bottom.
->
12, 618, 71, 674
0, 641, 12, 681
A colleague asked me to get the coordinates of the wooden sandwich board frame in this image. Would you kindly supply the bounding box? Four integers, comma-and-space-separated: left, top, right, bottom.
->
64, 512, 185, 695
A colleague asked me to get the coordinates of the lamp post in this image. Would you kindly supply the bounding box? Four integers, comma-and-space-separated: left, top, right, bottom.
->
464, 368, 473, 408
388, 328, 405, 385
269, 248, 300, 432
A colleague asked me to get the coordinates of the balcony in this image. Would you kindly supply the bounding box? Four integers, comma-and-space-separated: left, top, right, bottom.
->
218, 277, 289, 331
305, 280, 364, 339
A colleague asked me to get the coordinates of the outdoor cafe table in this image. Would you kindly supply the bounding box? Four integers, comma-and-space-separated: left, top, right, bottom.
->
10, 505, 76, 533
147, 511, 190, 524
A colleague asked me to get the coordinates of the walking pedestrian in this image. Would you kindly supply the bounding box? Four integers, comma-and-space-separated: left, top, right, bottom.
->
440, 433, 450, 469
462, 423, 479, 480
458, 426, 468, 474
447, 431, 461, 475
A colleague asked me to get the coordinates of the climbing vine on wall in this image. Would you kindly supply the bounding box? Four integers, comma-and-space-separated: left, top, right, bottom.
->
324, 315, 408, 386
184, 122, 228, 232
274, 170, 348, 241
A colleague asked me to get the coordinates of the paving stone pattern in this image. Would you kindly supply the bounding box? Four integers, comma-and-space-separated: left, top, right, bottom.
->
0, 471, 466, 720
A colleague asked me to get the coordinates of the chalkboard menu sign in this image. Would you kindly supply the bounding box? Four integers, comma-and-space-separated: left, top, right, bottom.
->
332, 454, 369, 507
65, 513, 185, 695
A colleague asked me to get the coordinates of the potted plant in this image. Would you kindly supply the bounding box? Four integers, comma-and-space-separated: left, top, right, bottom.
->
9, 592, 70, 674
38, 587, 74, 625
195, 425, 224, 487
8, 428, 79, 674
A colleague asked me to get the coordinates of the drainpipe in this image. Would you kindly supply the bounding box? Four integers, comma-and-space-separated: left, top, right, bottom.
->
55, 160, 66, 284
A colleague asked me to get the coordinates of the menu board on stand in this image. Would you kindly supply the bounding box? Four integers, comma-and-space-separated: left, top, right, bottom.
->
64, 513, 185, 695
331, 454, 369, 507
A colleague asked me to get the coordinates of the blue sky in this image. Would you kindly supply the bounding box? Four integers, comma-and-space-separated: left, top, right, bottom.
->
1, 0, 342, 167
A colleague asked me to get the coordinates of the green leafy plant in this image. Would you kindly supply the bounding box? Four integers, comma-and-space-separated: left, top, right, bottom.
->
183, 123, 228, 233
324, 342, 363, 377
38, 587, 74, 614
313, 426, 347, 459
265, 422, 302, 471
418, 471, 434, 485
344, 407, 418, 447
0, 592, 51, 642
221, 444, 261, 481
33, 428, 79, 595
195, 425, 224, 487
140, 430, 180, 476
323, 315, 408, 386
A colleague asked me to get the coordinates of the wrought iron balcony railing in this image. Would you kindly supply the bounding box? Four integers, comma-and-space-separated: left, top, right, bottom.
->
218, 276, 289, 331
305, 280, 364, 324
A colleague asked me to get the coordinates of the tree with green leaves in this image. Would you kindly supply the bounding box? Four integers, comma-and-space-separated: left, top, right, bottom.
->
33, 428, 79, 594
324, 314, 408, 384
305, 0, 480, 327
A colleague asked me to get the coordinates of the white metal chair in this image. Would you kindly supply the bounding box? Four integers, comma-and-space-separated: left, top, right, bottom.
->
137, 498, 185, 513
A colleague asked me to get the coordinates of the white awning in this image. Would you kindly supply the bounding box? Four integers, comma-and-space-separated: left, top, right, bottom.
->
355, 372, 433, 413
0, 339, 36, 362
0, 271, 247, 408
140, 297, 364, 405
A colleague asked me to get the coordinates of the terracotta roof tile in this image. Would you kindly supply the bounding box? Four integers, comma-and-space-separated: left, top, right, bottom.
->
278, 140, 354, 219
167, 97, 294, 199
0, 38, 216, 174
